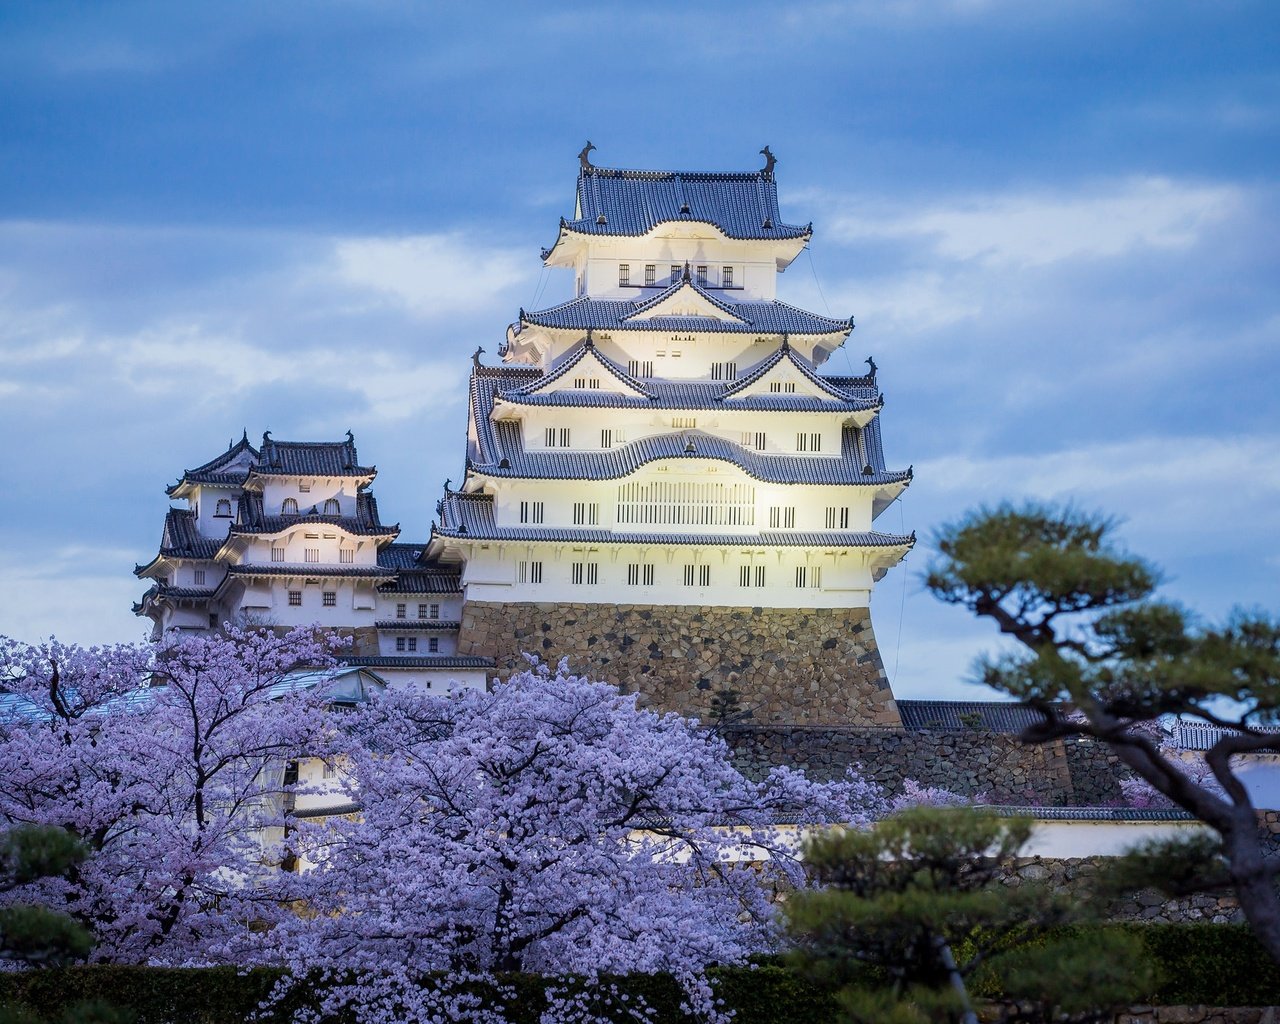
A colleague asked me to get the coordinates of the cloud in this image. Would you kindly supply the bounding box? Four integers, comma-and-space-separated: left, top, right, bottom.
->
819, 177, 1242, 268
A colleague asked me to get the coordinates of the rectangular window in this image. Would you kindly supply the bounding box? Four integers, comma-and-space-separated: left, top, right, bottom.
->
626, 563, 655, 586
769, 381, 797, 393
407, 637, 418, 652
700, 564, 711, 587
710, 361, 738, 381
518, 560, 543, 584
572, 501, 599, 526
756, 565, 766, 587
560, 427, 570, 447
696, 265, 707, 285
396, 603, 406, 619
797, 432, 822, 452
768, 506, 796, 529
396, 637, 406, 652
671, 264, 682, 284
722, 265, 733, 287
739, 565, 751, 588
671, 416, 697, 429
519, 500, 545, 524
601, 428, 612, 448
627, 359, 654, 378
304, 548, 320, 563
299, 482, 311, 493
288, 591, 302, 607
571, 561, 600, 585
746, 432, 766, 451
193, 569, 206, 585
430, 602, 440, 619
271, 546, 285, 562
681, 564, 711, 587
618, 263, 630, 286
339, 548, 354, 563
644, 264, 656, 286
417, 603, 428, 619
825, 506, 851, 530
573, 376, 601, 389
428, 637, 439, 653
323, 591, 336, 607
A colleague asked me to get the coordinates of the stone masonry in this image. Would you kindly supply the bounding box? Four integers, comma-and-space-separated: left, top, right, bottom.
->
458, 602, 901, 727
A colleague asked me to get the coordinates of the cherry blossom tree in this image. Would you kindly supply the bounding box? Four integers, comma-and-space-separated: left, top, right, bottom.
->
270, 659, 883, 1022
0, 626, 338, 963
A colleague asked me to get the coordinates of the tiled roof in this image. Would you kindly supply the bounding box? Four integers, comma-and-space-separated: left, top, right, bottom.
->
230, 491, 399, 538
377, 572, 463, 595
543, 165, 810, 259
469, 412, 909, 488
249, 432, 375, 479
160, 509, 222, 559
897, 700, 1063, 733
374, 620, 462, 631
341, 655, 495, 670
376, 542, 430, 569
518, 279, 849, 336
1171, 721, 1280, 751
166, 433, 259, 495
984, 805, 1198, 822
435, 490, 914, 550
226, 564, 396, 579
494, 341, 880, 414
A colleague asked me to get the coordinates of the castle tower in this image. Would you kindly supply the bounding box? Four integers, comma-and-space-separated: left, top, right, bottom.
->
430, 150, 913, 725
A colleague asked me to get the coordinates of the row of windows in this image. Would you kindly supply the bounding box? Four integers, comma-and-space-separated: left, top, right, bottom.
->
395, 636, 440, 653
516, 561, 822, 589
287, 590, 338, 607
270, 546, 355, 563
395, 602, 442, 619
511, 499, 852, 531
539, 425, 827, 453
280, 498, 341, 516
618, 264, 737, 288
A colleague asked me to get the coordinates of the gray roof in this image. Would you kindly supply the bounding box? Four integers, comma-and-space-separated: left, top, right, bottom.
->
226, 564, 396, 579
230, 491, 398, 538
375, 544, 463, 594
341, 655, 495, 670
135, 509, 223, 575
543, 165, 810, 259
897, 700, 1060, 733
434, 490, 914, 549
374, 620, 462, 631
495, 339, 881, 414
248, 432, 375, 480
518, 278, 849, 337
166, 433, 259, 495
984, 805, 1199, 822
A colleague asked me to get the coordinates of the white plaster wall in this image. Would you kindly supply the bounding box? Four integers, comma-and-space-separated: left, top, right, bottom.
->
259, 479, 357, 517
574, 234, 796, 301
377, 630, 458, 657
239, 530, 379, 568
377, 593, 462, 620
1022, 819, 1210, 858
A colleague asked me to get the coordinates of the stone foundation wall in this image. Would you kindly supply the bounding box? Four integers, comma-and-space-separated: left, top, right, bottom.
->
726, 726, 1125, 806
458, 602, 901, 726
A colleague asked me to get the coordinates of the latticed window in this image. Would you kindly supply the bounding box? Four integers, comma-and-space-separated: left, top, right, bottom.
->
696, 265, 707, 285
618, 264, 630, 286
288, 591, 302, 607
795, 566, 822, 589
339, 549, 354, 563
670, 264, 681, 284
710, 361, 737, 381
616, 480, 755, 527
518, 561, 543, 584
396, 637, 406, 652
572, 501, 599, 526
323, 591, 336, 607
627, 359, 654, 378
796, 432, 822, 452
323, 498, 340, 515
769, 381, 796, 393
722, 265, 733, 287
407, 638, 418, 652
739, 565, 766, 587
825, 506, 851, 529
305, 548, 320, 563
571, 562, 599, 585
626, 564, 655, 586
601, 429, 612, 448
396, 603, 406, 619
271, 547, 285, 562
430, 603, 440, 618
682, 564, 712, 587
193, 569, 206, 585
282, 498, 299, 516
519, 501, 545, 524
428, 638, 439, 653
768, 506, 796, 529
644, 264, 656, 286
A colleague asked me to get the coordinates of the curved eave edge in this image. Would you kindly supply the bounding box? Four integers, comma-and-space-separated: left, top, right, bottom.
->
541, 221, 812, 265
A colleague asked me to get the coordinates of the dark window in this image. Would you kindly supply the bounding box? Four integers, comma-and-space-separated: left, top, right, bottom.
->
428, 637, 440, 653
696, 265, 707, 285
396, 603, 406, 619
323, 591, 336, 607
288, 591, 302, 606
722, 265, 733, 287
396, 637, 406, 652
644, 264, 656, 286
323, 498, 340, 515
618, 264, 630, 286
215, 498, 232, 517
282, 498, 299, 516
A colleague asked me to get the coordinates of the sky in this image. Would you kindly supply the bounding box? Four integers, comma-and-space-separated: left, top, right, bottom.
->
0, 1, 1276, 700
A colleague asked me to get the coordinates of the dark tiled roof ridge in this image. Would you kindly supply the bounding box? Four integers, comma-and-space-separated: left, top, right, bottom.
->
581, 166, 772, 182
502, 337, 652, 399
621, 276, 749, 324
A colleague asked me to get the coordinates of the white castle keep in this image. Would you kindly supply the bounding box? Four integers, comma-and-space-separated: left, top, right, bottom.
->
136, 149, 913, 725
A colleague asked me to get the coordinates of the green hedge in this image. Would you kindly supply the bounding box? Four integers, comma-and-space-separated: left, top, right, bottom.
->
0, 926, 1275, 1023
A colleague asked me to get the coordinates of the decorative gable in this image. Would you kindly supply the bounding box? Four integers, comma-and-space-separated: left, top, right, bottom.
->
622, 282, 749, 325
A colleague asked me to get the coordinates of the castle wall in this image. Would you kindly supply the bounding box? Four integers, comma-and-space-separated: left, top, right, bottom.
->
457, 601, 901, 727
725, 726, 1126, 806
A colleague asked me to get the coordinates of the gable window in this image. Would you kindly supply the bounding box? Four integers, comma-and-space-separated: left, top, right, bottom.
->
696, 265, 707, 286
323, 591, 336, 607
671, 417, 696, 429
644, 264, 656, 286
572, 501, 599, 526
288, 591, 302, 607
722, 265, 734, 287
339, 548, 354, 563
193, 569, 206, 586
214, 498, 232, 517
323, 498, 340, 515
769, 381, 797, 393
282, 498, 299, 516
573, 376, 602, 389
618, 264, 630, 286
571, 562, 599, 585
305, 548, 320, 563
271, 546, 285, 562
519, 500, 545, 524
518, 560, 543, 584
710, 361, 738, 381
396, 603, 407, 619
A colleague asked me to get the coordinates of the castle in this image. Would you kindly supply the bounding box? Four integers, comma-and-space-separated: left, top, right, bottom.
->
137, 148, 913, 728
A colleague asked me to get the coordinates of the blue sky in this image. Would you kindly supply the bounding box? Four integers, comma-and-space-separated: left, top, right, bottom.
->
0, 1, 1276, 700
